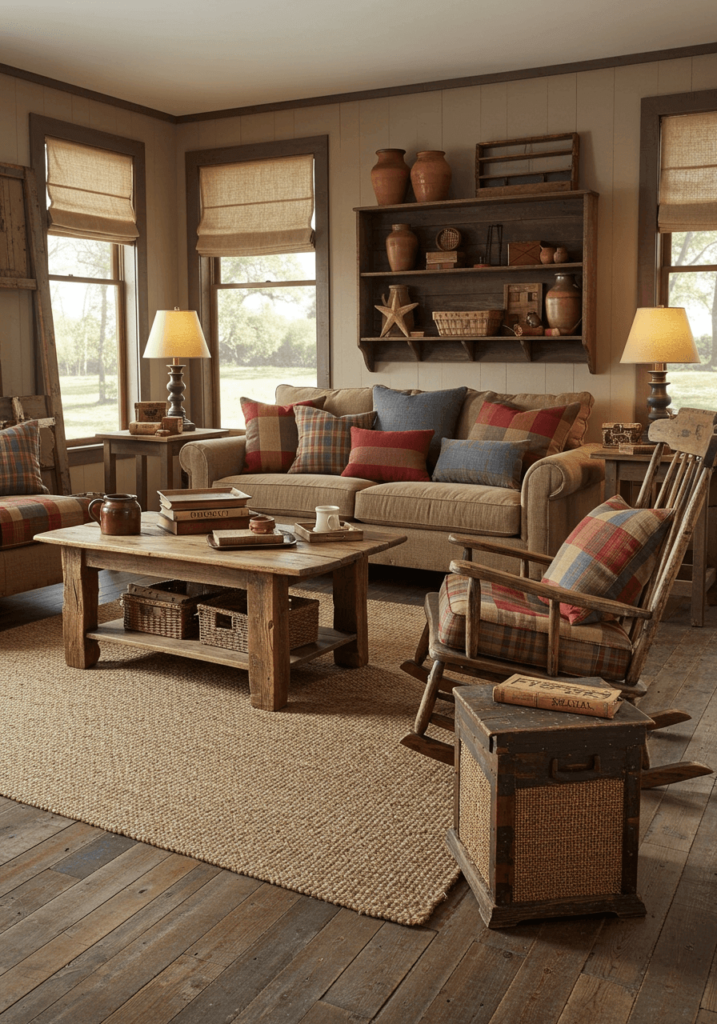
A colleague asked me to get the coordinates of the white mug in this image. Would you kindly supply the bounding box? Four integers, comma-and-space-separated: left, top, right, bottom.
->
314, 505, 341, 533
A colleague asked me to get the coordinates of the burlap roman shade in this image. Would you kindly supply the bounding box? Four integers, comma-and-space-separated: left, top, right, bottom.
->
196, 154, 314, 257
659, 110, 717, 232
46, 137, 139, 244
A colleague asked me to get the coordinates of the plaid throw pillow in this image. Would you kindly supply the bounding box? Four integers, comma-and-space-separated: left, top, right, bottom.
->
468, 400, 580, 468
289, 406, 375, 475
341, 427, 433, 482
431, 438, 531, 489
241, 396, 325, 473
540, 495, 673, 624
0, 420, 49, 496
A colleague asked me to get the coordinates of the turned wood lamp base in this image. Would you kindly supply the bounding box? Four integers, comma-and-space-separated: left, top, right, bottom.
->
166, 361, 195, 432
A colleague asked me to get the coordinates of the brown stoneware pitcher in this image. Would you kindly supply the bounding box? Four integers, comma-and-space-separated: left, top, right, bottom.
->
88, 493, 142, 536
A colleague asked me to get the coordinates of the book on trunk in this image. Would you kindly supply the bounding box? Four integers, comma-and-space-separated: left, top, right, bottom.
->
157, 513, 255, 535
493, 674, 623, 719
161, 506, 252, 522
157, 487, 251, 511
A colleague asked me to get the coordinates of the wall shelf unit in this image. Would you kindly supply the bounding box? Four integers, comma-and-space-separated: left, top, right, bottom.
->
355, 190, 598, 373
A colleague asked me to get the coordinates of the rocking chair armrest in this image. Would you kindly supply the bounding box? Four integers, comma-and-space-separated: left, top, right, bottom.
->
447, 534, 553, 566
448, 558, 654, 621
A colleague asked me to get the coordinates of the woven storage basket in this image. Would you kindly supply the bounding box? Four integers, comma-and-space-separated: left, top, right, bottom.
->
433, 310, 503, 337
198, 591, 320, 653
122, 580, 227, 640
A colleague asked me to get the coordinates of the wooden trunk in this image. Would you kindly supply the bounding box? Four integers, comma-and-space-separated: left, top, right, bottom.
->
449, 686, 650, 929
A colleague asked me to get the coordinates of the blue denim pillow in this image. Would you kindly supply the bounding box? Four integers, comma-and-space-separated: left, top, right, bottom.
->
431, 438, 531, 489
372, 386, 467, 467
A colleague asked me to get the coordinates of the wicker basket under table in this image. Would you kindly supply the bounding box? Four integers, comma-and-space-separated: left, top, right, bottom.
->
121, 580, 228, 640
432, 310, 503, 337
198, 591, 320, 653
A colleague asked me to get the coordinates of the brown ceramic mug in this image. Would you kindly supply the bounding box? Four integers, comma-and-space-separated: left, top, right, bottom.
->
88, 493, 142, 536
249, 514, 275, 535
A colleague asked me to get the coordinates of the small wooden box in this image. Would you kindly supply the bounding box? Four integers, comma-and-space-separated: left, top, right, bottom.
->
602, 422, 643, 447
508, 240, 542, 266
448, 686, 650, 928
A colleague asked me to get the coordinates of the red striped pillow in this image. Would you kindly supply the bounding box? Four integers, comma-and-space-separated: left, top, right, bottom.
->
241, 396, 325, 473
341, 427, 433, 482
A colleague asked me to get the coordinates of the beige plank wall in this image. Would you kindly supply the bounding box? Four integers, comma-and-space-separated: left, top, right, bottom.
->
175, 55, 717, 440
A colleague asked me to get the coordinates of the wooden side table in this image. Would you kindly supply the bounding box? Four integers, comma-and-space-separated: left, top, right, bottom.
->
591, 447, 715, 626
96, 428, 230, 511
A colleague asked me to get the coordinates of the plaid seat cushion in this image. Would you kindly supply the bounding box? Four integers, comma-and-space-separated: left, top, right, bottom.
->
289, 406, 375, 476
540, 494, 673, 624
431, 438, 530, 489
0, 495, 93, 550
241, 396, 325, 473
0, 420, 49, 496
341, 427, 433, 482
437, 573, 633, 682
468, 400, 580, 468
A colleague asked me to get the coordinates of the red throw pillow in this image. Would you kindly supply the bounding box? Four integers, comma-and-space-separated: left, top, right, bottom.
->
241, 396, 325, 473
468, 400, 580, 468
341, 427, 433, 482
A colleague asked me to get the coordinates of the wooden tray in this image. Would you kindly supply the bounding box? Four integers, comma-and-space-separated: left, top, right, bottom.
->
158, 486, 251, 510
295, 521, 364, 543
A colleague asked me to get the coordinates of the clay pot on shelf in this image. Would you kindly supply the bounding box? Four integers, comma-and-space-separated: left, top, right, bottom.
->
386, 223, 419, 271
545, 273, 582, 334
410, 151, 452, 203
553, 246, 570, 263
370, 149, 410, 206
540, 246, 556, 264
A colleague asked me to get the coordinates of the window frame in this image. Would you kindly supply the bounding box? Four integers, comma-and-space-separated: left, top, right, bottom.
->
29, 114, 148, 447
185, 137, 330, 429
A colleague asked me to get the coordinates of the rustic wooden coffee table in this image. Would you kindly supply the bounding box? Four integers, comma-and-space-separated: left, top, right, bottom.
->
37, 514, 406, 711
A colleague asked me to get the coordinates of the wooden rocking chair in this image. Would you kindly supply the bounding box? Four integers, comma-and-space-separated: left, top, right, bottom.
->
400, 408, 717, 790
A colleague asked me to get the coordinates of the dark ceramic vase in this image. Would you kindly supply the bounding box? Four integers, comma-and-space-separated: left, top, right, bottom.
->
545, 272, 582, 334
88, 493, 142, 536
371, 149, 410, 206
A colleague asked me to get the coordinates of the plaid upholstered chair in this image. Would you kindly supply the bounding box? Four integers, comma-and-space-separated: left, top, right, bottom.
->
400, 408, 717, 790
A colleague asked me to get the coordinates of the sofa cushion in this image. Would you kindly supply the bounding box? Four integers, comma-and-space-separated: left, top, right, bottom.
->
241, 396, 325, 473
275, 384, 375, 418
342, 427, 433, 483
0, 420, 49, 496
469, 400, 580, 468
372, 385, 467, 467
354, 480, 522, 536
456, 390, 594, 448
214, 473, 375, 519
540, 494, 673, 624
0, 495, 92, 550
289, 406, 375, 476
432, 438, 530, 489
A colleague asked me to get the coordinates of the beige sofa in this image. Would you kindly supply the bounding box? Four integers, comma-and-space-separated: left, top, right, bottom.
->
179, 385, 605, 575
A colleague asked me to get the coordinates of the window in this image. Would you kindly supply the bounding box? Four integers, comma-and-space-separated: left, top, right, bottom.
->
186, 138, 329, 430
30, 115, 148, 445
638, 95, 717, 414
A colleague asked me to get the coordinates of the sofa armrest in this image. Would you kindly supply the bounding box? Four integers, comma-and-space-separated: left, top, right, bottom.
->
521, 442, 605, 563
178, 435, 247, 488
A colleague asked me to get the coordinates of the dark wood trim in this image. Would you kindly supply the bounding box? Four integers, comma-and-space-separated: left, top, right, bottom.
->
29, 114, 150, 419
0, 62, 175, 122
185, 136, 330, 426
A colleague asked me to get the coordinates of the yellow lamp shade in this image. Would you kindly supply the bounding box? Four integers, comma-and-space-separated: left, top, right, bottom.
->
143, 309, 211, 360
620, 307, 699, 365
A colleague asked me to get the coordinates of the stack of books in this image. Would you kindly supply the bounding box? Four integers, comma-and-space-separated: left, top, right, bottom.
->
425, 250, 464, 270
157, 487, 252, 535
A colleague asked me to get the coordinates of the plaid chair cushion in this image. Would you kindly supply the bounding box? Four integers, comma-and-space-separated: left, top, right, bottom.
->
0, 495, 93, 550
241, 396, 325, 473
289, 406, 375, 476
431, 438, 531, 489
437, 572, 632, 682
0, 420, 49, 496
540, 494, 673, 624
468, 400, 580, 468
341, 427, 433, 483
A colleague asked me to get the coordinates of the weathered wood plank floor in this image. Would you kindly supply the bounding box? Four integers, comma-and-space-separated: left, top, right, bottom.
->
1, 569, 716, 1024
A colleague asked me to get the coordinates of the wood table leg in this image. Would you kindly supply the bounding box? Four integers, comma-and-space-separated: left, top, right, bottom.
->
332, 555, 369, 668
160, 445, 175, 493
61, 547, 100, 668
135, 454, 148, 511
103, 442, 117, 494
247, 573, 290, 711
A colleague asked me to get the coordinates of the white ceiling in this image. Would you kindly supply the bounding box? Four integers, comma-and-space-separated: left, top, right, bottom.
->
2, 0, 716, 117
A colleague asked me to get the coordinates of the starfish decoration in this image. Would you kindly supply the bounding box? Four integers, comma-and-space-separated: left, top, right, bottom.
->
375, 291, 419, 338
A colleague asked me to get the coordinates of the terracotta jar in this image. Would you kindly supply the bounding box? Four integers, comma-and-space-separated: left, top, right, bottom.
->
386, 223, 418, 271
540, 245, 556, 264
553, 246, 570, 264
370, 149, 410, 206
410, 151, 452, 203
545, 273, 582, 334
88, 493, 142, 536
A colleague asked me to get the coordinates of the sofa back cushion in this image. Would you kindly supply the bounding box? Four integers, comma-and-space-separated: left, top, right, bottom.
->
275, 385, 374, 418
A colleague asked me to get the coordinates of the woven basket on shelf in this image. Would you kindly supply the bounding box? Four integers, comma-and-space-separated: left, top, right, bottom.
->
432, 310, 503, 337
197, 591, 320, 653
121, 580, 228, 640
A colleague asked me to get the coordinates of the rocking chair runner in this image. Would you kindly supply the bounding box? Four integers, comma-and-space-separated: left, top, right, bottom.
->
400, 408, 717, 789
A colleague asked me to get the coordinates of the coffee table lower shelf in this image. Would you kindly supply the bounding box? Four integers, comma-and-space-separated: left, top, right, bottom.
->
88, 620, 356, 671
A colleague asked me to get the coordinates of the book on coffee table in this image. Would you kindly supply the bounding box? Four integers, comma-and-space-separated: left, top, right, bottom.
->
207, 528, 294, 549
157, 512, 253, 535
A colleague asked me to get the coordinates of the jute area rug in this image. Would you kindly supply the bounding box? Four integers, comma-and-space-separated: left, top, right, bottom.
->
0, 593, 459, 926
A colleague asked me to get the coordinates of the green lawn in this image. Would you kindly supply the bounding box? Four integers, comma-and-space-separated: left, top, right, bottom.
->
667, 369, 717, 413
60, 375, 121, 438
219, 366, 317, 427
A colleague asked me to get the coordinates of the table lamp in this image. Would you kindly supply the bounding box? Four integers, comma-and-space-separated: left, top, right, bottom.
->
620, 306, 700, 441
142, 308, 211, 432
